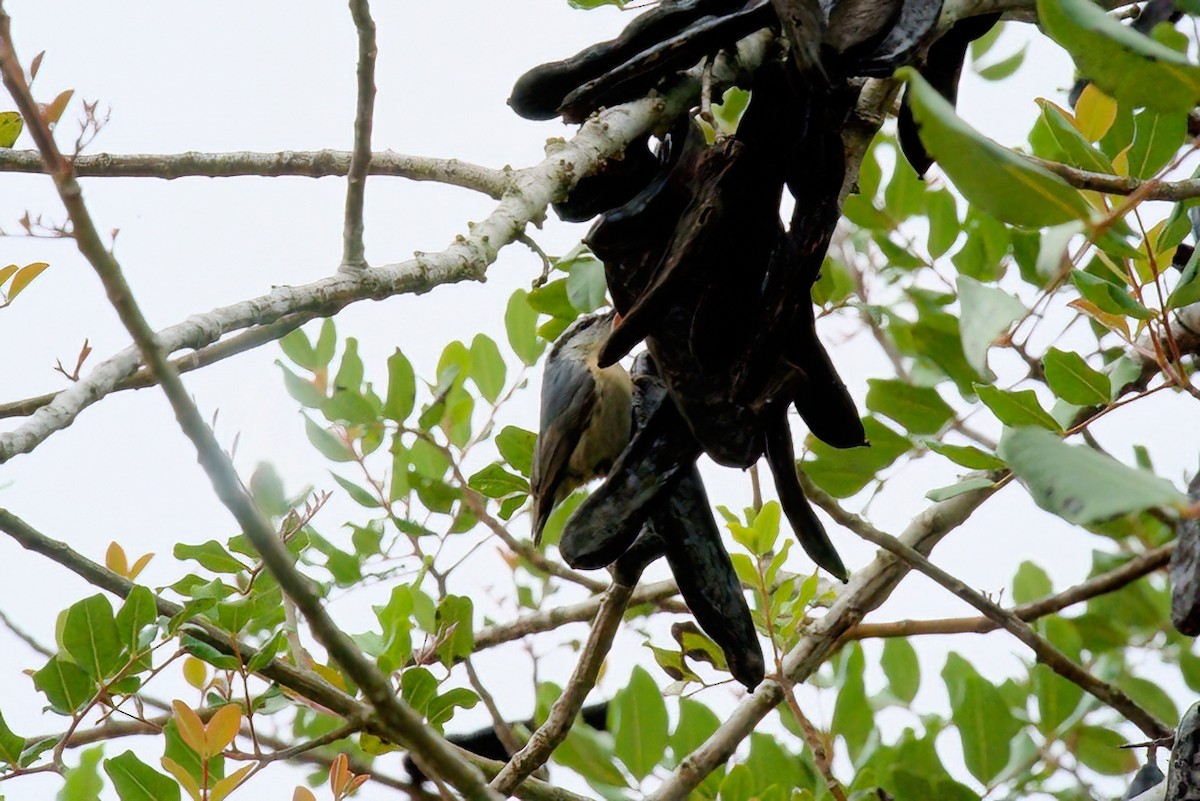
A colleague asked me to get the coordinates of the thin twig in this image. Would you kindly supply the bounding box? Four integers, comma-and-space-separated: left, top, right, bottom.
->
340, 0, 377, 272
489, 583, 634, 794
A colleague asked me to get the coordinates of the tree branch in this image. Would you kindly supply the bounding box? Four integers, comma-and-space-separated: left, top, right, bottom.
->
800, 475, 1173, 741
0, 13, 502, 798
0, 148, 510, 197
847, 542, 1173, 640
489, 582, 634, 794
0, 313, 307, 420
1033, 157, 1200, 202
341, 0, 377, 272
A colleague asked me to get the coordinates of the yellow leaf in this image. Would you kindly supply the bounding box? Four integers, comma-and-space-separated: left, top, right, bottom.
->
0, 112, 21, 149
204, 703, 243, 755
210, 764, 254, 801
161, 757, 202, 801
182, 657, 207, 690
0, 264, 18, 288
293, 789, 317, 801
1112, 145, 1131, 178
105, 542, 128, 576
127, 552, 154, 581
42, 89, 73, 127
172, 700, 208, 758
311, 662, 346, 691
1075, 84, 1118, 142
1068, 297, 1131, 338
8, 262, 49, 301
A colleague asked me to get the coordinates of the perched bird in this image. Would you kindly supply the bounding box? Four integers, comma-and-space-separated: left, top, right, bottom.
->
530, 312, 633, 544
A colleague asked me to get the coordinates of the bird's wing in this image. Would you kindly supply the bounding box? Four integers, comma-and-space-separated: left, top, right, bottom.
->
530, 351, 598, 540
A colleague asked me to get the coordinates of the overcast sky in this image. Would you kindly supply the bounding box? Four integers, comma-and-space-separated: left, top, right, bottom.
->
1, 2, 1196, 799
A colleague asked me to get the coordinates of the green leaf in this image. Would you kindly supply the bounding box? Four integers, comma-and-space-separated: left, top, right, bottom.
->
613, 665, 669, 780
173, 541, 247, 574
0, 111, 23, 148
469, 334, 506, 403
104, 751, 180, 801
831, 643, 872, 760
1071, 726, 1136, 775
1128, 109, 1186, 178
881, 638, 920, 704
434, 595, 474, 668
1072, 269, 1154, 320
1036, 99, 1115, 174
115, 586, 157, 672
1120, 675, 1180, 727
925, 441, 1006, 470
976, 45, 1026, 80
63, 595, 124, 681
34, 655, 96, 714
496, 426, 536, 477
333, 337, 364, 393
383, 349, 417, 422
897, 68, 1092, 227
957, 276, 1025, 375
279, 328, 317, 371
671, 698, 721, 759
865, 379, 954, 434
427, 688, 479, 729
925, 477, 996, 501
178, 634, 241, 670
1042, 348, 1110, 405
976, 385, 1061, 430
58, 745, 104, 801
942, 654, 1021, 783
884, 153, 926, 220
910, 311, 985, 395
1033, 663, 1084, 734
303, 416, 356, 462
1013, 561, 1053, 604
331, 472, 381, 508
566, 257, 608, 312
277, 363, 326, 408
1169, 246, 1200, 309
998, 426, 1188, 524
0, 711, 24, 765
375, 585, 413, 672
927, 189, 960, 259
322, 390, 375, 426
802, 417, 911, 498
467, 462, 529, 498
314, 319, 336, 366
1039, 0, 1200, 113
505, 289, 544, 366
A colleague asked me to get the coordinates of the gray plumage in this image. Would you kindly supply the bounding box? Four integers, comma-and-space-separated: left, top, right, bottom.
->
530, 312, 633, 543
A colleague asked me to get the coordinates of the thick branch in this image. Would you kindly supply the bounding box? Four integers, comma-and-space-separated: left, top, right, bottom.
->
489, 582, 634, 794
0, 148, 510, 197
848, 542, 1173, 640
341, 0, 377, 271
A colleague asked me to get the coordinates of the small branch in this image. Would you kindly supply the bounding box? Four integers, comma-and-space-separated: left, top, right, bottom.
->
1032, 156, 1200, 202
0, 313, 307, 420
463, 657, 525, 758
489, 583, 634, 794
801, 478, 1172, 741
442, 578, 680, 664
847, 542, 1173, 640
340, 0, 377, 272
0, 608, 53, 656
0, 148, 510, 197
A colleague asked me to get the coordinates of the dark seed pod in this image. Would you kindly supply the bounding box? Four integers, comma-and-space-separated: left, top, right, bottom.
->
508, 0, 747, 120
558, 395, 701, 569
558, 0, 775, 123
552, 135, 661, 222
764, 412, 849, 580
896, 12, 1001, 177
852, 0, 943, 77
1170, 471, 1200, 635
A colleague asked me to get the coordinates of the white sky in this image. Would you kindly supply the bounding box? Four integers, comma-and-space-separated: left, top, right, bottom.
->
0, 2, 1196, 799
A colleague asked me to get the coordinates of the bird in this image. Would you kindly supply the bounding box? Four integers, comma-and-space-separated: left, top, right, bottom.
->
529, 312, 633, 544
